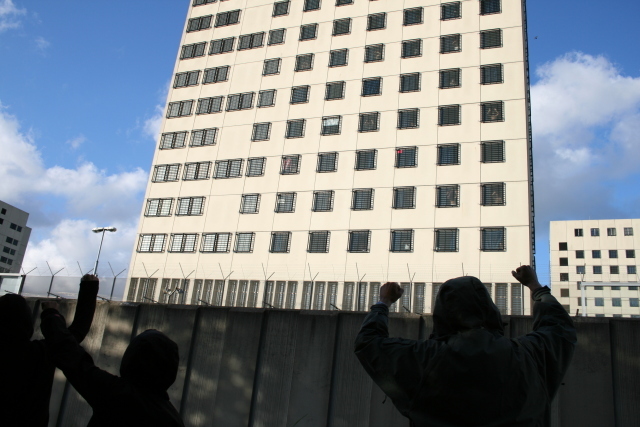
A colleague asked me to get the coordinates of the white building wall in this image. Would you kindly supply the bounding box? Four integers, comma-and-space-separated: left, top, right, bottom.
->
0, 201, 32, 274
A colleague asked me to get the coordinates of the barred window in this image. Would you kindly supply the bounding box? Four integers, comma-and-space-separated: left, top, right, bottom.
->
400, 73, 420, 92
246, 157, 266, 177
576, 250, 585, 259
263, 58, 281, 75
201, 233, 231, 253
393, 187, 416, 209
329, 49, 348, 67
291, 86, 310, 104
313, 191, 334, 212
481, 29, 502, 49
153, 164, 181, 182
629, 266, 637, 275
608, 227, 617, 236
273, 1, 290, 17
190, 128, 217, 147
391, 230, 414, 252
169, 234, 198, 253
308, 231, 330, 253
440, 68, 461, 88
481, 182, 505, 206
349, 231, 371, 253
438, 144, 460, 165
352, 189, 374, 210
238, 32, 264, 50
240, 194, 260, 214
203, 66, 229, 84
435, 229, 458, 252
439, 105, 461, 126
286, 120, 306, 138
482, 101, 504, 122
336, 0, 352, 5
481, 140, 505, 163
609, 250, 618, 259
333, 18, 351, 36
627, 250, 636, 258
209, 37, 235, 55
593, 266, 602, 274
196, 96, 224, 115
227, 92, 254, 111
396, 147, 417, 168
365, 44, 384, 62
145, 198, 174, 216
368, 13, 386, 31
275, 193, 296, 213
295, 54, 314, 71
441, 2, 461, 20
611, 266, 620, 275
183, 162, 211, 180
481, 0, 501, 15
437, 185, 460, 207
576, 265, 586, 274
359, 112, 380, 132
402, 39, 422, 58
181, 42, 207, 59
326, 81, 346, 100
441, 34, 461, 53
138, 234, 166, 253
252, 123, 271, 141
187, 15, 212, 33
215, 10, 241, 27
593, 250, 601, 258
193, 0, 216, 6
166, 100, 193, 118
482, 228, 506, 251
176, 197, 205, 216
258, 89, 276, 107
270, 232, 291, 253
300, 23, 318, 41
355, 150, 377, 170
404, 7, 423, 25
268, 28, 286, 45
624, 227, 634, 236
304, 0, 321, 11
281, 155, 301, 174
362, 77, 382, 96
214, 159, 243, 178
160, 131, 187, 150
322, 116, 341, 135
481, 64, 503, 84
398, 109, 419, 129
317, 152, 338, 172
234, 233, 255, 253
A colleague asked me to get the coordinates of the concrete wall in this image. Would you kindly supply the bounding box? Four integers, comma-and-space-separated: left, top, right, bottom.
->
30, 299, 638, 427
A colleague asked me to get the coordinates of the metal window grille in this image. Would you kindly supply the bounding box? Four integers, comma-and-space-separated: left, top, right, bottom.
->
236, 280, 249, 307
181, 42, 207, 59
495, 284, 508, 313
624, 227, 634, 236
240, 194, 260, 214
441, 2, 461, 20
258, 90, 276, 107
190, 128, 217, 146
234, 233, 255, 253
153, 164, 181, 182
356, 282, 368, 311
268, 28, 286, 45
176, 197, 205, 216
336, 0, 352, 5
227, 92, 255, 111
326, 81, 345, 100
183, 162, 211, 180
169, 234, 198, 252
362, 78, 381, 96
438, 144, 460, 165
341, 282, 355, 311
127, 278, 138, 302
482, 228, 506, 251
209, 37, 235, 55
352, 189, 374, 210
273, 1, 290, 16
196, 96, 224, 115
404, 7, 423, 25
291, 86, 310, 104
270, 232, 291, 253
333, 18, 351, 36
629, 266, 637, 275
395, 147, 417, 168
215, 10, 241, 27
226, 280, 238, 307
252, 123, 271, 141
435, 229, 458, 252
440, 34, 461, 53
576, 265, 586, 274
364, 44, 384, 62
367, 13, 386, 30
368, 282, 380, 307
481, 0, 501, 15
329, 49, 348, 67
299, 24, 318, 40
391, 230, 413, 252
275, 193, 296, 213
431, 283, 443, 310
437, 185, 459, 207
212, 280, 224, 306
627, 250, 636, 258
349, 231, 370, 253
285, 281, 297, 309
592, 250, 601, 258
166, 100, 193, 118
246, 158, 266, 176
203, 66, 229, 84
609, 250, 618, 258
438, 105, 460, 126
313, 282, 325, 310
323, 282, 337, 310
238, 32, 264, 50
201, 233, 231, 253
611, 266, 620, 275
295, 54, 314, 71
359, 112, 379, 132
439, 68, 460, 88
481, 28, 502, 49
481, 64, 503, 84
393, 187, 415, 209
402, 39, 422, 58
400, 73, 420, 92
308, 231, 330, 253
286, 120, 306, 138
593, 266, 602, 274
160, 132, 187, 149
317, 152, 338, 172
187, 15, 212, 32
482, 101, 504, 122
313, 191, 334, 211
398, 109, 419, 129
355, 150, 376, 170
576, 250, 585, 259
481, 182, 505, 206
247, 281, 260, 308
214, 159, 243, 178
607, 228, 617, 236
304, 0, 320, 11
263, 58, 281, 75
301, 282, 312, 309
281, 155, 301, 174
193, 0, 216, 6
145, 198, 174, 216
412, 283, 425, 313
481, 140, 505, 162
322, 116, 341, 135
272, 281, 286, 308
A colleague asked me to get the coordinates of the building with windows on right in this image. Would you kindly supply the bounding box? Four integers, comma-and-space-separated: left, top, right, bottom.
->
550, 219, 640, 318
0, 201, 32, 274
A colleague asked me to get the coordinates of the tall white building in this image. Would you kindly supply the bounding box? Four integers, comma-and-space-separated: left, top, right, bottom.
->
126, 0, 534, 315
0, 201, 32, 274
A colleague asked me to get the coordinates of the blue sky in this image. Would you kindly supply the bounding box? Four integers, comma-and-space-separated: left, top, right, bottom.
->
1, 0, 639, 287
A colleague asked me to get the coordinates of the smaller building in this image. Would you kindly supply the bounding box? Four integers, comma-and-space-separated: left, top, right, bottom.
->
550, 219, 639, 318
0, 201, 32, 274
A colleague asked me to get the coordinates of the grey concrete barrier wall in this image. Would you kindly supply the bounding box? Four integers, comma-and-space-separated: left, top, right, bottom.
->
26, 300, 639, 427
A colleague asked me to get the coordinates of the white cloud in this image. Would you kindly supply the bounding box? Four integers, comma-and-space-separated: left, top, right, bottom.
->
0, 0, 25, 32
34, 36, 50, 51
65, 134, 86, 149
142, 104, 164, 140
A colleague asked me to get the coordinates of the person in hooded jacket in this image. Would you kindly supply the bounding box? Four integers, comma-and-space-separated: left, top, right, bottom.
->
0, 274, 99, 427
39, 301, 185, 427
354, 265, 576, 427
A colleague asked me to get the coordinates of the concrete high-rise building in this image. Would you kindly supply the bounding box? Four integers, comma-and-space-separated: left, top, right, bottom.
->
0, 201, 32, 274
550, 219, 640, 318
126, 0, 535, 314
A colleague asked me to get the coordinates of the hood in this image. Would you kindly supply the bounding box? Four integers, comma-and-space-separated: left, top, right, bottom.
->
432, 276, 504, 338
0, 294, 34, 343
120, 329, 179, 391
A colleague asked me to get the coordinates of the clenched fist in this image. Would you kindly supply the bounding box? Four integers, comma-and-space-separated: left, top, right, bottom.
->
379, 282, 404, 306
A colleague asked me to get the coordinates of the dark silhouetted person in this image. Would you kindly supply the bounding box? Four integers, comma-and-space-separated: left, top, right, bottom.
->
355, 265, 576, 427
0, 274, 99, 427
40, 302, 185, 427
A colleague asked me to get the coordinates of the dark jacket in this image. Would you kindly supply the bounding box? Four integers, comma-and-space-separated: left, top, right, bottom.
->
0, 280, 98, 427
354, 277, 577, 427
40, 309, 185, 427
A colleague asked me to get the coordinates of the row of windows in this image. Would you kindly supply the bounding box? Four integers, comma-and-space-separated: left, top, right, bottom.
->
5, 237, 19, 246
559, 266, 638, 280
0, 256, 13, 266
560, 250, 636, 262
583, 297, 639, 308
573, 227, 634, 237
559, 286, 639, 297
1, 221, 24, 232
138, 227, 506, 254
2, 246, 16, 256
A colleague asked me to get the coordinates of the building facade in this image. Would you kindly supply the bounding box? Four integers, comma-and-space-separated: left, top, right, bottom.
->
550, 219, 640, 318
0, 201, 32, 274
126, 0, 534, 315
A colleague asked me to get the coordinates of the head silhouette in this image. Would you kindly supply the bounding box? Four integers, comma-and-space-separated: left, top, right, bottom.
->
0, 294, 34, 343
119, 329, 179, 391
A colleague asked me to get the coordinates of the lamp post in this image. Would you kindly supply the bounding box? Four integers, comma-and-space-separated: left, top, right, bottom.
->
92, 227, 117, 276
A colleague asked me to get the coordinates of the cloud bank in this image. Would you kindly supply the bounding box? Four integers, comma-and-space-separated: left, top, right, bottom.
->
0, 0, 25, 32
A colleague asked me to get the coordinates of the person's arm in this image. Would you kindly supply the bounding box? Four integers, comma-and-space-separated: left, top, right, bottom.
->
67, 274, 99, 343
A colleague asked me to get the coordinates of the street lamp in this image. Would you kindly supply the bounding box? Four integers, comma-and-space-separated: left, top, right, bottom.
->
92, 227, 117, 276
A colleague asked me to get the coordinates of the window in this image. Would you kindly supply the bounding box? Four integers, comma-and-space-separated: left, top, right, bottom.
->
590, 228, 600, 236
482, 101, 504, 122
304, 0, 320, 11
576, 250, 585, 259
270, 232, 291, 253
201, 233, 231, 253
398, 109, 419, 129
435, 229, 458, 252
227, 92, 254, 111
481, 182, 505, 206
482, 228, 506, 251
560, 258, 569, 266
352, 189, 374, 210
391, 230, 413, 252
630, 298, 639, 307
400, 73, 420, 92
441, 34, 461, 53
275, 193, 296, 213
138, 234, 166, 253
193, 0, 216, 5
607, 228, 617, 236
160, 131, 187, 150
481, 141, 505, 163
145, 199, 174, 217
367, 13, 386, 31
209, 37, 235, 55
263, 58, 281, 75
286, 120, 306, 138
240, 194, 260, 214
281, 155, 301, 174
202, 66, 229, 84
594, 297, 604, 307
187, 15, 212, 33
336, 0, 352, 5
183, 162, 211, 180
481, 29, 502, 49
396, 147, 417, 168
574, 228, 583, 237
0, 208, 4, 214
402, 39, 422, 58
559, 273, 569, 282
481, 64, 503, 84
439, 105, 461, 125
313, 191, 334, 212
441, 2, 461, 20
576, 265, 585, 274
268, 28, 286, 45
626, 250, 636, 258
322, 116, 342, 135
393, 187, 416, 209
612, 286, 620, 290
273, 1, 290, 16
440, 68, 461, 89
181, 42, 207, 59
559, 242, 568, 250
362, 77, 382, 96
481, 0, 501, 15
238, 32, 265, 50
246, 157, 266, 177
329, 49, 348, 67
364, 44, 384, 63
153, 164, 180, 182
196, 96, 224, 115
326, 81, 345, 100
611, 266, 620, 274
437, 185, 459, 208
349, 231, 371, 253
359, 112, 380, 132
299, 23, 318, 41
258, 90, 276, 108
176, 197, 205, 216
308, 231, 330, 253
593, 266, 602, 274
234, 233, 255, 253
403, 7, 423, 25
624, 227, 634, 236
166, 100, 193, 118
355, 150, 377, 170
215, 10, 241, 27
438, 144, 460, 165
592, 250, 601, 258
295, 54, 314, 71
608, 250, 618, 259
252, 123, 272, 141
291, 86, 310, 104
214, 159, 243, 178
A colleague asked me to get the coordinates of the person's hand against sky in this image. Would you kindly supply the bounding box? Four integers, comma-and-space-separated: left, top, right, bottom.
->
81, 274, 99, 283
379, 282, 404, 306
512, 265, 543, 292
